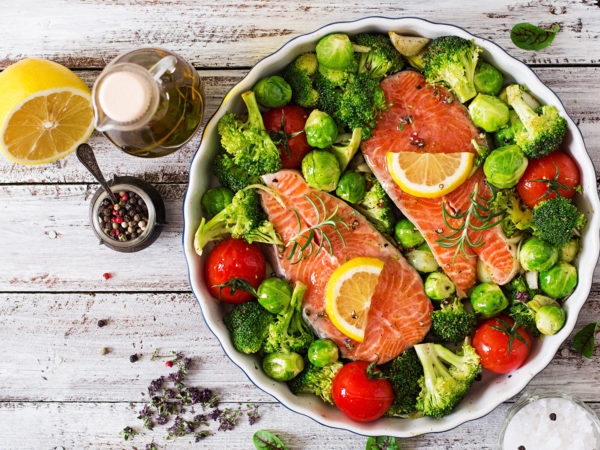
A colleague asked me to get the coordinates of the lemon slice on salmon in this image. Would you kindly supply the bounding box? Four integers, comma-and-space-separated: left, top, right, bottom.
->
387, 151, 474, 198
325, 257, 385, 342
0, 58, 94, 165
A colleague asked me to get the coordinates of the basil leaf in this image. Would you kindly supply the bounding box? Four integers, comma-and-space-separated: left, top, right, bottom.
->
573, 322, 600, 358
366, 436, 400, 450
510, 23, 560, 51
253, 430, 287, 449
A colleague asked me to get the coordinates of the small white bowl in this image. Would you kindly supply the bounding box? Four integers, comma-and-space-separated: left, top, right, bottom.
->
183, 17, 600, 437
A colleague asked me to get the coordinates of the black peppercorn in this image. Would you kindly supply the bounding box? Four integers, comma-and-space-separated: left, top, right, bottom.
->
549, 413, 556, 421
129, 354, 138, 363
518, 446, 525, 450
97, 319, 106, 327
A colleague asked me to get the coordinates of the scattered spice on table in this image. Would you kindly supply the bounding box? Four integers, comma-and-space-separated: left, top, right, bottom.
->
100, 347, 109, 355
97, 319, 107, 328
121, 350, 261, 448
98, 191, 149, 242
102, 272, 111, 280
129, 354, 139, 363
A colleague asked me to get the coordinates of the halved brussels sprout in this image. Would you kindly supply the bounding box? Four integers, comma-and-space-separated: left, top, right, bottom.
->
406, 243, 439, 273
307, 339, 339, 367
540, 262, 577, 298
304, 110, 338, 149
301, 150, 341, 192
468, 93, 510, 132
257, 277, 293, 314
336, 172, 366, 203
315, 34, 354, 70
424, 272, 456, 301
483, 144, 528, 189
263, 352, 304, 381
394, 218, 425, 249
519, 237, 558, 273
253, 76, 292, 108
470, 282, 508, 318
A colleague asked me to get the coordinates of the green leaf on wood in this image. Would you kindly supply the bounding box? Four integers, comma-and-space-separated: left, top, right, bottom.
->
366, 436, 400, 450
510, 23, 560, 51
573, 322, 600, 358
253, 430, 287, 450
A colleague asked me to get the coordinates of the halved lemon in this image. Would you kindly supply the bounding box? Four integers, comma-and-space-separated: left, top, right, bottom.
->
387, 151, 474, 198
0, 58, 94, 165
325, 257, 385, 342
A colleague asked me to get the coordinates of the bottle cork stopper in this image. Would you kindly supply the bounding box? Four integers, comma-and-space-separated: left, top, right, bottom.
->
98, 70, 152, 123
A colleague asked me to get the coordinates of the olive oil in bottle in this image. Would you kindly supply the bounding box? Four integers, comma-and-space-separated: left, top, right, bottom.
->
92, 48, 204, 158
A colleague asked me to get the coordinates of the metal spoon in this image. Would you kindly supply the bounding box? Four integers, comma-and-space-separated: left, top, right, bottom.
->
76, 143, 118, 204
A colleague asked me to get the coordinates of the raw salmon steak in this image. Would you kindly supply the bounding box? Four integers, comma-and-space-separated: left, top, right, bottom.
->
259, 170, 432, 363
362, 71, 518, 294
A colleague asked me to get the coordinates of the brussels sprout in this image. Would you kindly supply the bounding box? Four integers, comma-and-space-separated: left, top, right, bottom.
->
307, 339, 339, 367
304, 110, 338, 149
535, 304, 566, 335
493, 110, 526, 147
253, 76, 292, 108
559, 238, 579, 263
301, 150, 341, 192
201, 187, 234, 217
315, 33, 354, 70
477, 258, 493, 283
262, 351, 304, 381
468, 93, 510, 132
335, 172, 366, 203
406, 243, 439, 273
470, 282, 509, 318
474, 62, 504, 96
528, 294, 559, 311
424, 272, 456, 301
483, 144, 528, 189
257, 278, 293, 314
540, 261, 578, 298
394, 218, 425, 249
519, 237, 559, 273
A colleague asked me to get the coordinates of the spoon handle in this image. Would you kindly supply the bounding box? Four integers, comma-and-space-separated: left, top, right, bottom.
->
76, 143, 118, 204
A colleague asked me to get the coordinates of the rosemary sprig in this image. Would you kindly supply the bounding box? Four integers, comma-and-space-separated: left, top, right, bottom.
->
436, 183, 503, 264
287, 193, 349, 264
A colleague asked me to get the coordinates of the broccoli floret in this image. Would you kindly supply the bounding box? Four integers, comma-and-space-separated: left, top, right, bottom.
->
213, 153, 263, 193
414, 342, 481, 418
506, 84, 567, 159
329, 128, 362, 172
422, 36, 481, 103
288, 361, 343, 404
381, 348, 423, 416
263, 281, 314, 354
509, 302, 539, 337
335, 73, 387, 138
356, 174, 395, 234
353, 33, 404, 79
532, 196, 585, 247
315, 72, 343, 118
431, 298, 478, 343
217, 90, 281, 176
284, 53, 319, 108
504, 274, 536, 304
224, 301, 274, 354
491, 188, 533, 237
194, 188, 283, 254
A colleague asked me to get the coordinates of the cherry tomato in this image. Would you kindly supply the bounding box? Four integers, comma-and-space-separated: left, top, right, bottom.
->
516, 151, 580, 208
204, 239, 265, 304
263, 105, 312, 169
332, 361, 394, 422
473, 315, 532, 374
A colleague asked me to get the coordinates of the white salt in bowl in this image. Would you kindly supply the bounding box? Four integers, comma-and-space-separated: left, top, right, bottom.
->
183, 17, 600, 437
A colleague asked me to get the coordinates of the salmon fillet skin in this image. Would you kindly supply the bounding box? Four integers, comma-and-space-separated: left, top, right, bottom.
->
259, 170, 432, 363
362, 71, 518, 295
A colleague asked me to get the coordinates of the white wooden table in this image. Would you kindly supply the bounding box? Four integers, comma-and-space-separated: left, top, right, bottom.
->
1, 1, 599, 448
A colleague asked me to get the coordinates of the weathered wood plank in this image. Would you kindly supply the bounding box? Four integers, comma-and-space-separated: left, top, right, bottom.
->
1, 400, 599, 449
0, 67, 598, 184
1, 0, 599, 69
0, 291, 598, 403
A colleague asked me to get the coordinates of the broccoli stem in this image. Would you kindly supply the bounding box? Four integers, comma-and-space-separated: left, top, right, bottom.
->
414, 344, 450, 391
193, 211, 230, 255
241, 91, 266, 131
433, 344, 466, 368
506, 85, 536, 132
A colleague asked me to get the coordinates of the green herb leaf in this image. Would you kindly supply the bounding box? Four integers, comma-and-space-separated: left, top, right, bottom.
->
212, 278, 257, 298
573, 322, 600, 358
510, 23, 560, 51
253, 430, 287, 449
366, 436, 400, 450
